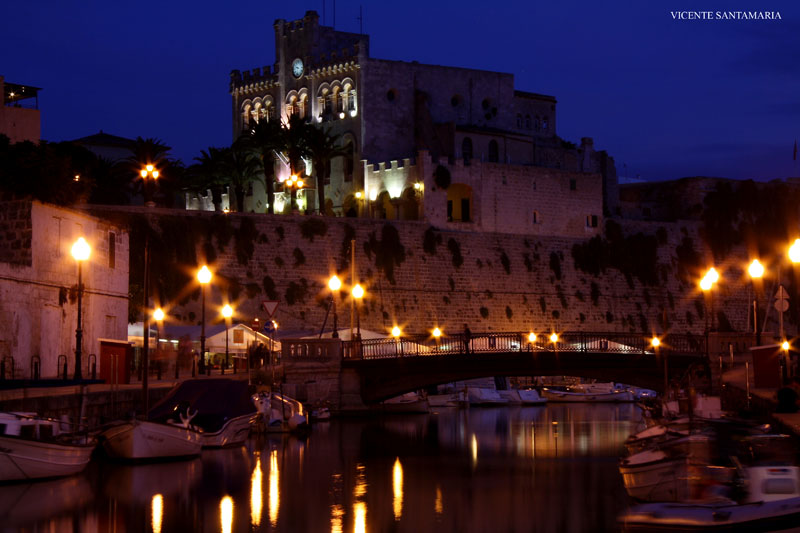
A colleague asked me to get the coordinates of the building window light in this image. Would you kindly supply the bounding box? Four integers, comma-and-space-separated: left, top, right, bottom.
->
350, 109, 357, 117
339, 111, 345, 119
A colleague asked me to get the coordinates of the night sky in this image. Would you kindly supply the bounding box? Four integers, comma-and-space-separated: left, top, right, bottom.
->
3, 1, 798, 182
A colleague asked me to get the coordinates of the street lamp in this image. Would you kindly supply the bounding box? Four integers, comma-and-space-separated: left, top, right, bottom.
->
71, 237, 91, 380
198, 265, 212, 375
352, 283, 364, 341
284, 174, 305, 212
328, 275, 342, 338
140, 164, 160, 207
651, 336, 667, 396
700, 267, 719, 331
222, 304, 233, 375
748, 259, 764, 344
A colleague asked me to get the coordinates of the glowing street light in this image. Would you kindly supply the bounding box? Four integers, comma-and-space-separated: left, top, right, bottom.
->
748, 259, 764, 344
392, 326, 402, 338
140, 164, 160, 206
328, 275, 342, 338
549, 333, 558, 343
198, 265, 212, 375
528, 332, 537, 343
650, 337, 660, 348
748, 259, 765, 279
432, 327, 442, 338
789, 239, 800, 264
71, 237, 91, 380
222, 304, 233, 375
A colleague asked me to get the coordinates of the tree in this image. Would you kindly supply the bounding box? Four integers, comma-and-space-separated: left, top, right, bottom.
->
126, 137, 172, 206
238, 120, 284, 214
220, 142, 261, 212
303, 124, 346, 215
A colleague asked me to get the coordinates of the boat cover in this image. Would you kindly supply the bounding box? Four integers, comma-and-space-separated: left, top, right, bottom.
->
148, 379, 256, 433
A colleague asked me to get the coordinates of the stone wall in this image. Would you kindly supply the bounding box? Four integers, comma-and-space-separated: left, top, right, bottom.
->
0, 201, 130, 379
0, 198, 32, 265
125, 209, 771, 344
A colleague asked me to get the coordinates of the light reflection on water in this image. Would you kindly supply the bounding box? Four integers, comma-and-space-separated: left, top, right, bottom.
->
9, 403, 643, 532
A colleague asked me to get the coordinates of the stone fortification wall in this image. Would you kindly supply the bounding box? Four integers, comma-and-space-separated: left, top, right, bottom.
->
126, 209, 769, 340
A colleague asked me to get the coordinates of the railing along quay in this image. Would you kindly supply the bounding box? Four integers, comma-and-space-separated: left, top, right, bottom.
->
335, 332, 708, 360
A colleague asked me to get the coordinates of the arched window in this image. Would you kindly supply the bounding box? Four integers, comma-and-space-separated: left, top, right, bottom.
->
488, 140, 499, 163
525, 114, 531, 129
461, 137, 473, 166
516, 114, 523, 128
534, 116, 541, 131
533, 211, 539, 224
242, 103, 251, 126
253, 102, 262, 124
542, 117, 549, 131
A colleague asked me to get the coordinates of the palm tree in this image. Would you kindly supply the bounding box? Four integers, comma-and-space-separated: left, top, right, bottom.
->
191, 147, 227, 211
303, 125, 347, 215
220, 142, 262, 212
127, 137, 171, 205
238, 120, 283, 214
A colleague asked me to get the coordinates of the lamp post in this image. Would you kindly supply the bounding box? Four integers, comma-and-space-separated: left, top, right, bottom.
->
748, 259, 764, 345
198, 265, 212, 375
140, 164, 160, 207
71, 237, 91, 380
153, 307, 164, 381
284, 174, 305, 212
328, 275, 342, 338
392, 326, 402, 356
352, 283, 364, 341
433, 327, 442, 350
651, 336, 667, 398
222, 304, 233, 375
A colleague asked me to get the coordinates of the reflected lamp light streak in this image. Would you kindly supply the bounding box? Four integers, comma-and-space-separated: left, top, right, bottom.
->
220, 496, 233, 533
471, 434, 478, 466
330, 504, 344, 533
392, 457, 403, 520
354, 501, 367, 533
251, 456, 263, 527
151, 494, 163, 533
269, 449, 280, 527
434, 485, 443, 515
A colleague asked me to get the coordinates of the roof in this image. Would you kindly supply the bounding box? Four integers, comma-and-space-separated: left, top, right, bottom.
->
514, 90, 557, 103
3, 80, 40, 104
71, 131, 137, 149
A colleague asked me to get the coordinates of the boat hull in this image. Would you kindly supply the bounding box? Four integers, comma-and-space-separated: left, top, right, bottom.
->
467, 388, 510, 406
0, 435, 94, 481
201, 414, 256, 448
619, 455, 689, 502
102, 421, 202, 460
542, 389, 634, 403
621, 497, 800, 530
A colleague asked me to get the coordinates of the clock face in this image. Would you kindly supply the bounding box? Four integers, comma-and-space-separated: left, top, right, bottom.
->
292, 58, 304, 78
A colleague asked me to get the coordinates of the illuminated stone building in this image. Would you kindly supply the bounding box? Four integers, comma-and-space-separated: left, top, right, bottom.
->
230, 11, 617, 237
0, 76, 40, 144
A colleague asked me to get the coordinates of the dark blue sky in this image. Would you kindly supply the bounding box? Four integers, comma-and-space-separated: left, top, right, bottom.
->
3, 1, 798, 181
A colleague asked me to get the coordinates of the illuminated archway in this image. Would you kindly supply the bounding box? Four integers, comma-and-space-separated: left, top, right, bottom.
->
446, 183, 473, 223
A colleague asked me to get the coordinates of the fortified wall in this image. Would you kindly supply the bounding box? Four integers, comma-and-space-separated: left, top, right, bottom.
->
106, 208, 771, 342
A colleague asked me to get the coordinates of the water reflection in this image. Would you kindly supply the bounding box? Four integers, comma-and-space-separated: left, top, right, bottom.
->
392, 457, 403, 520
8, 403, 643, 532
268, 449, 279, 527
251, 455, 262, 527
151, 493, 163, 533
220, 495, 233, 533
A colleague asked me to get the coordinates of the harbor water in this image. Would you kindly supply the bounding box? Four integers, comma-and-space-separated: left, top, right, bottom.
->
2, 403, 643, 532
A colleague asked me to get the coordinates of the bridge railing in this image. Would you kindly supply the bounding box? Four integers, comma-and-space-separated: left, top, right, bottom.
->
282, 338, 342, 362
341, 331, 708, 360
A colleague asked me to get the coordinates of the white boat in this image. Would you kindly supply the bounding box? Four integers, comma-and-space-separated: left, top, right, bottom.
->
541, 386, 634, 403
498, 389, 548, 405
618, 447, 692, 502
252, 391, 309, 432
102, 419, 202, 460
467, 387, 509, 406
381, 392, 430, 413
428, 391, 468, 407
0, 412, 95, 481
147, 379, 257, 448
621, 436, 800, 530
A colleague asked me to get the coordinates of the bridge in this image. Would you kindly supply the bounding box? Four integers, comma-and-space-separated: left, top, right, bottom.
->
278, 331, 710, 410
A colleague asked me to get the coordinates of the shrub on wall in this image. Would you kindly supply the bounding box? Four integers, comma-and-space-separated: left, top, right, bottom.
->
539, 297, 547, 314
549, 252, 562, 280
364, 223, 406, 284
506, 306, 513, 319
423, 226, 441, 255
263, 276, 278, 300
590, 282, 601, 306
499, 250, 511, 274
299, 218, 328, 242
339, 223, 356, 271
447, 238, 464, 268
285, 279, 309, 305
434, 165, 451, 190
480, 307, 489, 319
293, 247, 306, 267
523, 253, 533, 272
234, 217, 258, 265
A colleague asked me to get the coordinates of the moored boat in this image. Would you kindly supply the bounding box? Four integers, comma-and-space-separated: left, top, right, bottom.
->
252, 391, 309, 432
102, 419, 202, 460
0, 412, 95, 481
467, 387, 509, 406
542, 387, 634, 403
147, 379, 257, 448
381, 392, 430, 413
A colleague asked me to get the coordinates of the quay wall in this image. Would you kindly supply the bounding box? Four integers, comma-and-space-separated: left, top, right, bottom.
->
92, 208, 767, 342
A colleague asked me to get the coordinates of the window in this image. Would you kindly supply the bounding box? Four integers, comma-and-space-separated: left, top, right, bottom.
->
570, 179, 577, 191
488, 140, 499, 163
233, 330, 244, 344
525, 114, 531, 129
461, 137, 473, 166
108, 232, 115, 269
516, 114, 522, 128
386, 89, 396, 102
586, 215, 598, 228
534, 116, 541, 131
542, 118, 549, 131
533, 211, 539, 224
